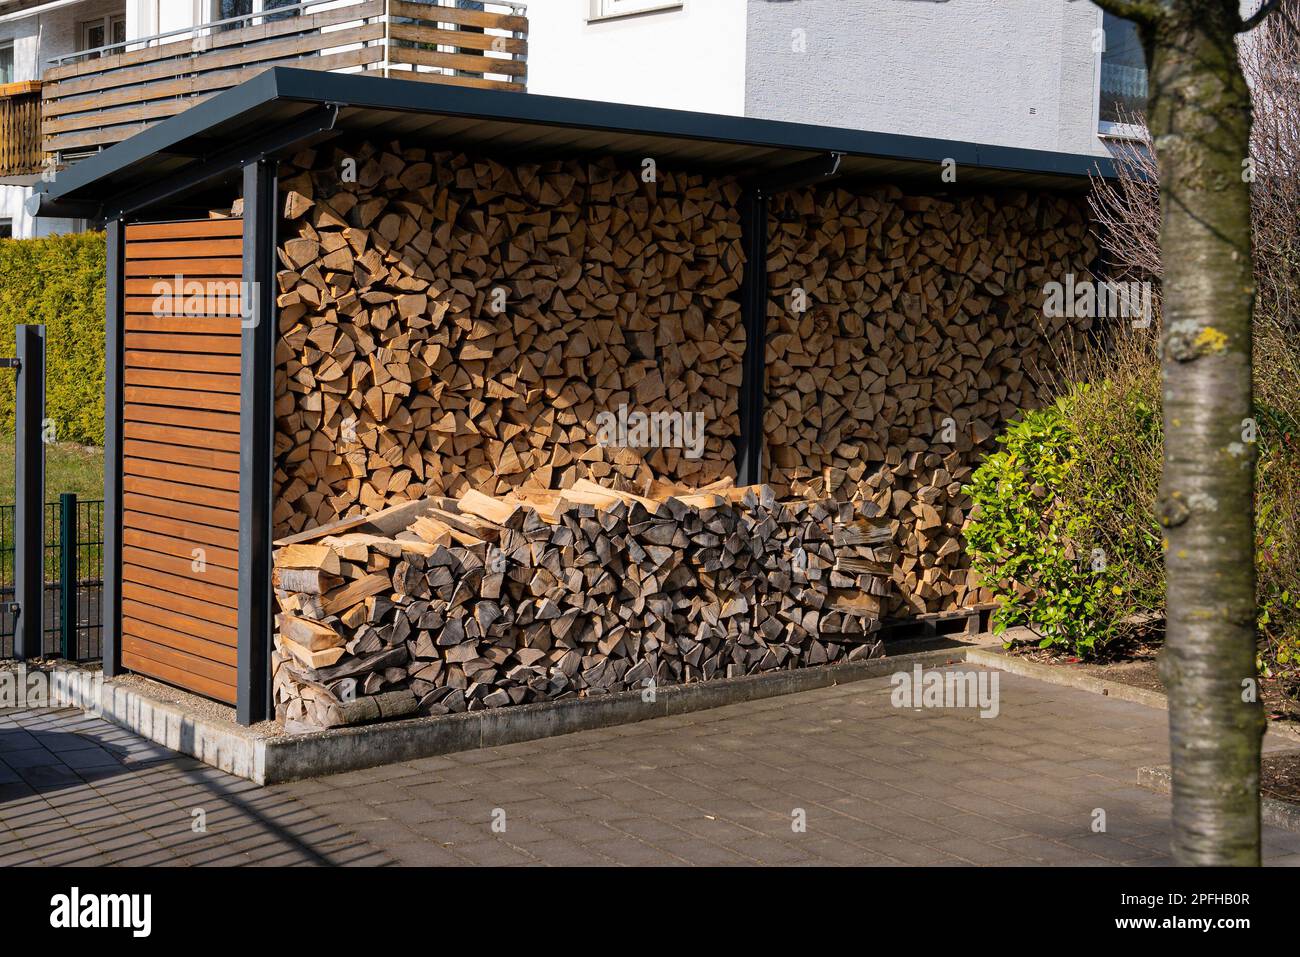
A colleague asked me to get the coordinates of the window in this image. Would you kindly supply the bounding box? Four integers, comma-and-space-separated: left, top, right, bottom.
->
1099, 12, 1147, 131
589, 0, 683, 22
0, 220, 13, 240
214, 0, 300, 28
79, 15, 127, 57
0, 43, 13, 85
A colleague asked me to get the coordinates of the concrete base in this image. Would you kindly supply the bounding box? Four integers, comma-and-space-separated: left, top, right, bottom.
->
50, 647, 970, 784
1138, 764, 1300, 834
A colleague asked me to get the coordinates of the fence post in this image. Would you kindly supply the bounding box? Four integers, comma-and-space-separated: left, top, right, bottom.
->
13, 324, 45, 660
59, 493, 76, 660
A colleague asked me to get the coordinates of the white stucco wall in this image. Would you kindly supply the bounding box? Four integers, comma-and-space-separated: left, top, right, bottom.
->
0, 0, 121, 237
525, 0, 748, 114
744, 0, 1110, 156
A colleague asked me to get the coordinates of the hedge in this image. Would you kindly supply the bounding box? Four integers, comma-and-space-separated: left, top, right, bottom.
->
0, 231, 106, 447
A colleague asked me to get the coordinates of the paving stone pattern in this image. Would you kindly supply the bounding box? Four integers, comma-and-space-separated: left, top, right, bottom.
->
5, 666, 1300, 866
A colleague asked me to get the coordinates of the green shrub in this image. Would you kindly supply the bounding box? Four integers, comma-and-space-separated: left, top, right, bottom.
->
967, 348, 1299, 664
965, 397, 1132, 656
0, 231, 106, 447
1258, 406, 1300, 681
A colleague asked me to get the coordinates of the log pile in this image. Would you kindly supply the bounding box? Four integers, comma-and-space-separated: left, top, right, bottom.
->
273, 142, 745, 538
270, 138, 1098, 623
763, 186, 1097, 614
271, 480, 894, 731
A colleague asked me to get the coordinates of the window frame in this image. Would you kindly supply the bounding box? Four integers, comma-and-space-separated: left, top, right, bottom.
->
0, 219, 14, 240
0, 41, 14, 86
588, 0, 683, 23
211, 0, 302, 26
1095, 10, 1147, 135
78, 15, 127, 56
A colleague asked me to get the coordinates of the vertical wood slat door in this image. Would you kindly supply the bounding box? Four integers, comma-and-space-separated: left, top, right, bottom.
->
120, 218, 243, 704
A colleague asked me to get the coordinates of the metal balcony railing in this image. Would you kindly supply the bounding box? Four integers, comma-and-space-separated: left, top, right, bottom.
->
40, 0, 528, 159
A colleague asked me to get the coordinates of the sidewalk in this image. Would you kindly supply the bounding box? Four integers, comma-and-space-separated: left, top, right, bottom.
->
4, 665, 1299, 866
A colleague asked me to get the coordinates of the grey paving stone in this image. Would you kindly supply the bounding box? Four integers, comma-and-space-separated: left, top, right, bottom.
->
4, 668, 1299, 867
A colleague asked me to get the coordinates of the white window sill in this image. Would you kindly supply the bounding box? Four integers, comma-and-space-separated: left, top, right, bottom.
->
588, 2, 683, 24
1098, 121, 1145, 142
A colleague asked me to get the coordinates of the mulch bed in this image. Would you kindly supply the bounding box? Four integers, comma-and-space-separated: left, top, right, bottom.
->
1007, 624, 1300, 729
1262, 752, 1300, 805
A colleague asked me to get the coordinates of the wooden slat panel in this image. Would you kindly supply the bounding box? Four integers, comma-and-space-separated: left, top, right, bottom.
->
384, 64, 525, 93
123, 421, 241, 454
125, 299, 246, 317
46, 46, 382, 120
44, 1, 384, 82
124, 384, 240, 413
123, 332, 242, 354
388, 22, 526, 55
121, 644, 236, 703
123, 527, 239, 573
124, 510, 239, 552
125, 350, 242, 375
124, 456, 241, 492
122, 635, 236, 685
390, 0, 527, 31
124, 475, 239, 513
123, 561, 239, 613
122, 594, 236, 647
122, 568, 238, 628
125, 219, 243, 241
125, 257, 242, 277
40, 0, 526, 154
123, 491, 235, 530
123, 438, 241, 472
122, 625, 236, 668
125, 238, 243, 258
124, 404, 240, 434
44, 23, 385, 108
126, 369, 240, 395
120, 220, 244, 706
42, 51, 390, 154
123, 545, 238, 590
126, 274, 248, 293
384, 45, 527, 78
125, 315, 245, 335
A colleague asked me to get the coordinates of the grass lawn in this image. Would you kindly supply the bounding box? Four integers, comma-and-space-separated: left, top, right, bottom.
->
0, 441, 104, 505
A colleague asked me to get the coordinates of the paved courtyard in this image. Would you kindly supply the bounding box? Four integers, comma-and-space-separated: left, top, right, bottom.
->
4, 665, 1300, 866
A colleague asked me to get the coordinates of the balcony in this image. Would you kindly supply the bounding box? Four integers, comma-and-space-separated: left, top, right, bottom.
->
0, 81, 44, 177
40, 0, 527, 160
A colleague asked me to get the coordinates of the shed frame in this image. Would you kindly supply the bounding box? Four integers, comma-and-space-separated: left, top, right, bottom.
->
33, 67, 1115, 725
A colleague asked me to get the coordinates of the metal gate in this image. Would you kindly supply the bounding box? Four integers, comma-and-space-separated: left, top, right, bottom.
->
0, 495, 104, 660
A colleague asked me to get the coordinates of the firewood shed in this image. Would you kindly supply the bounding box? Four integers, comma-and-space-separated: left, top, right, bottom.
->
31, 67, 1113, 726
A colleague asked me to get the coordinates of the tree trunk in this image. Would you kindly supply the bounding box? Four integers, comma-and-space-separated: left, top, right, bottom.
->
1142, 1, 1267, 865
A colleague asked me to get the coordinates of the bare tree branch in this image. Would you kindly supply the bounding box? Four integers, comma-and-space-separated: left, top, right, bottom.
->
1240, 0, 1282, 32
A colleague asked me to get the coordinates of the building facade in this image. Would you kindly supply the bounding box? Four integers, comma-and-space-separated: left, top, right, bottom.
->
526, 0, 1143, 158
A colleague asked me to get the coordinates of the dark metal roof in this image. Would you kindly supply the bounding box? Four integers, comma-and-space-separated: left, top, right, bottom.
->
34, 67, 1115, 218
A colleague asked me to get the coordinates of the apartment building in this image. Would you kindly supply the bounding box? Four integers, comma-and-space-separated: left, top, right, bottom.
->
0, 0, 527, 238
1, 0, 1141, 239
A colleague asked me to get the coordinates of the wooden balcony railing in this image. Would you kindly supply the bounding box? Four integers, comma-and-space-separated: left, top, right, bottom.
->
41, 0, 527, 159
0, 81, 45, 177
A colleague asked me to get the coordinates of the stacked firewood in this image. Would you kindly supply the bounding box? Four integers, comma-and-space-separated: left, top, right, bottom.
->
273, 142, 745, 538
764, 186, 1098, 614
271, 480, 894, 731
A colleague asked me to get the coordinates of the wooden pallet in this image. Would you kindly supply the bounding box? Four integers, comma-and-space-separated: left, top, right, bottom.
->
878, 603, 996, 642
